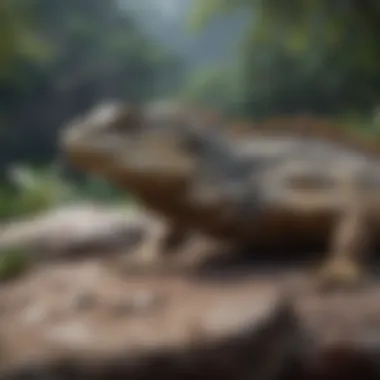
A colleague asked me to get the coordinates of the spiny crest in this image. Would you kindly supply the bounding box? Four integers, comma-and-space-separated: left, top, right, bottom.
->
224, 114, 380, 158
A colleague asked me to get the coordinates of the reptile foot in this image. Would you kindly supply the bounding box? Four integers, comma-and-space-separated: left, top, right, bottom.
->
315, 258, 365, 293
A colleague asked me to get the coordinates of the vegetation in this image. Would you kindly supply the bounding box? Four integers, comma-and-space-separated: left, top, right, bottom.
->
0, 0, 183, 220
0, 0, 183, 175
0, 248, 30, 282
187, 0, 380, 119
0, 164, 131, 220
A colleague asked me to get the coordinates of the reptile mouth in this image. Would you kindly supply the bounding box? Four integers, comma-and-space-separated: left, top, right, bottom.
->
62, 135, 122, 176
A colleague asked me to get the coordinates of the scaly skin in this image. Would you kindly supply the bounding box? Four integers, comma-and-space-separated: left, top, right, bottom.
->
60, 102, 380, 289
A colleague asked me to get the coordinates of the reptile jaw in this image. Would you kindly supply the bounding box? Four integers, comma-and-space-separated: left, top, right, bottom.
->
60, 101, 145, 175
60, 124, 124, 174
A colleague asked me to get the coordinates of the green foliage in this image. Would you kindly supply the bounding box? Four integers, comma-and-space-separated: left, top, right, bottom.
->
0, 248, 30, 282
0, 164, 130, 220
0, 165, 72, 219
0, 0, 51, 79
0, 0, 183, 170
189, 0, 380, 118
9, 164, 75, 206
189, 0, 249, 32
181, 64, 245, 116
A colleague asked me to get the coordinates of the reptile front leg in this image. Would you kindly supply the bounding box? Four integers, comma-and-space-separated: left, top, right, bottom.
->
315, 200, 372, 291
114, 224, 191, 273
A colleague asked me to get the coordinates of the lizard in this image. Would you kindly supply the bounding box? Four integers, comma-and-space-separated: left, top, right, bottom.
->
60, 100, 380, 289
59, 100, 223, 264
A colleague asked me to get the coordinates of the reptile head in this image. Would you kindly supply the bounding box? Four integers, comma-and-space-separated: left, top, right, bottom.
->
60, 100, 212, 188
61, 101, 140, 174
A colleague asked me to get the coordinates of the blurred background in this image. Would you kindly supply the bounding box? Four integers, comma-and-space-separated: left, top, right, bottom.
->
1, 0, 380, 222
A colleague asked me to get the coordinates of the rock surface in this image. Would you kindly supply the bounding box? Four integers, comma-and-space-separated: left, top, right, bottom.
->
0, 261, 301, 379
0, 205, 380, 378
0, 204, 153, 259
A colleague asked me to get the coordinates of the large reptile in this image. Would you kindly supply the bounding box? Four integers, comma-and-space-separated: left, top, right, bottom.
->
60, 101, 380, 289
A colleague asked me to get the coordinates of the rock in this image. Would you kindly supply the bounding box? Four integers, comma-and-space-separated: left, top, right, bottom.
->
68, 291, 97, 311
0, 204, 152, 260
3, 260, 380, 379
22, 304, 48, 324
109, 298, 135, 316
290, 285, 380, 376
45, 321, 96, 347
0, 262, 305, 379
129, 290, 165, 313
109, 290, 166, 317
